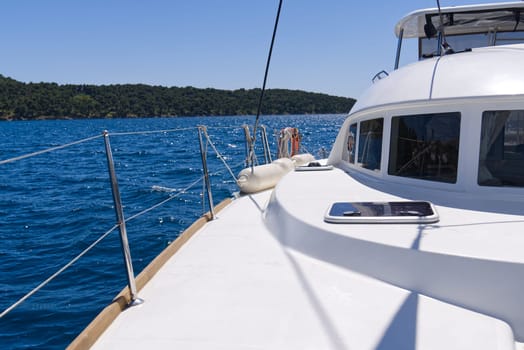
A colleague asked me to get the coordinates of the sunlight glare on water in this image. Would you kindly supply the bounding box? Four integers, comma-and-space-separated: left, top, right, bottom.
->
0, 114, 345, 349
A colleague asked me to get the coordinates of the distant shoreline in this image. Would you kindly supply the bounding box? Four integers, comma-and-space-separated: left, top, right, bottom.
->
0, 113, 348, 122
0, 75, 355, 121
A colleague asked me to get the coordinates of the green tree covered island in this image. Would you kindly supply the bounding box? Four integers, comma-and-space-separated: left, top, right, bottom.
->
0, 75, 355, 120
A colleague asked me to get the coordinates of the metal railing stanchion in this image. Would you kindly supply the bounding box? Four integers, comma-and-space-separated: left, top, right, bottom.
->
197, 126, 216, 220
2, 125, 246, 315
242, 125, 253, 168
103, 130, 143, 306
260, 125, 272, 164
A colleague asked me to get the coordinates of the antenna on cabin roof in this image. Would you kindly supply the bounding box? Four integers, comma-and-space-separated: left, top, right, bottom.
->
436, 0, 454, 55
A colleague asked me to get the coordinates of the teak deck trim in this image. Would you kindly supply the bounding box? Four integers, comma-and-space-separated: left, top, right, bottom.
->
67, 198, 233, 350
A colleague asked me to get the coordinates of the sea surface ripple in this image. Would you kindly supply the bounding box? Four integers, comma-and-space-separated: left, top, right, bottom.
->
0, 114, 345, 349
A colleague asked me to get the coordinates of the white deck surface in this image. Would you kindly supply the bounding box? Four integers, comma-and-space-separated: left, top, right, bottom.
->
92, 167, 519, 349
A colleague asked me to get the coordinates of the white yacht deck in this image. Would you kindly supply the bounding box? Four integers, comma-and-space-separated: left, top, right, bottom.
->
90, 166, 520, 349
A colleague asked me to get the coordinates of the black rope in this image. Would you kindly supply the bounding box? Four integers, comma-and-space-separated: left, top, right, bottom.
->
249, 0, 283, 168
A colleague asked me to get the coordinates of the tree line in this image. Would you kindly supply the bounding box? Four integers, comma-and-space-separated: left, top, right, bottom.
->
0, 75, 355, 120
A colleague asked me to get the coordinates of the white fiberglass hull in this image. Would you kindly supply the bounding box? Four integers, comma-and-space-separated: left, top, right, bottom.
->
82, 165, 522, 349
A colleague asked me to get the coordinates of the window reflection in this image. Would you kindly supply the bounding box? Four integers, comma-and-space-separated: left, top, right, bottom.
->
358, 118, 383, 171
420, 31, 524, 59
347, 123, 357, 163
389, 113, 460, 183
479, 110, 524, 187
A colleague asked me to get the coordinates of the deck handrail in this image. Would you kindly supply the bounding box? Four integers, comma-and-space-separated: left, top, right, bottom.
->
0, 124, 247, 319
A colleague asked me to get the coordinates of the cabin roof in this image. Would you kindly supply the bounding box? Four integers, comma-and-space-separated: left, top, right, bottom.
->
395, 2, 524, 38
350, 44, 524, 114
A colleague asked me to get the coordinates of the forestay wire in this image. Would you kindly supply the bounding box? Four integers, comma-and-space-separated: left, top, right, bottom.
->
249, 0, 283, 168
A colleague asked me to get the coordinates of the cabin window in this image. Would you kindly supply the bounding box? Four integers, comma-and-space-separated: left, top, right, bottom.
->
493, 31, 524, 46
478, 110, 524, 187
420, 31, 524, 59
420, 33, 488, 58
388, 112, 460, 183
418, 7, 524, 60
347, 123, 357, 163
358, 118, 383, 171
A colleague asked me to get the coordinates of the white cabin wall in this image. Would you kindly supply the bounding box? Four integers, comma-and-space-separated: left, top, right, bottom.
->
330, 96, 524, 200
327, 116, 352, 165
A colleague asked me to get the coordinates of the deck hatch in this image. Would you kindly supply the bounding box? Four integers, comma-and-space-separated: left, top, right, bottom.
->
324, 201, 439, 224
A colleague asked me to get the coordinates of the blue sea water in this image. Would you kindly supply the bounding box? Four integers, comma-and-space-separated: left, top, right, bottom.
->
0, 114, 345, 349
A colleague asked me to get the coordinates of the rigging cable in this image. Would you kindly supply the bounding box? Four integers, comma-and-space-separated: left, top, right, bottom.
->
249, 0, 283, 169
0, 134, 103, 165
436, 0, 454, 55
202, 129, 239, 182
0, 224, 119, 318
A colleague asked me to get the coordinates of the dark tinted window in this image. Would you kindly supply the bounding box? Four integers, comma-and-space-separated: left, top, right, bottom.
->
358, 118, 383, 171
389, 113, 460, 183
479, 110, 524, 187
420, 31, 524, 59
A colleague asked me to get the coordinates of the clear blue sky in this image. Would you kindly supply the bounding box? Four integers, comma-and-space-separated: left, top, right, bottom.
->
0, 0, 511, 99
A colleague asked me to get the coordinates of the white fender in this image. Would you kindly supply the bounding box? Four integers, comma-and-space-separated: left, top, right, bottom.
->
291, 153, 315, 166
237, 158, 295, 194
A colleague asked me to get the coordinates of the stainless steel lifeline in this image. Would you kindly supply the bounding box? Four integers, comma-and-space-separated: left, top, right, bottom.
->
0, 125, 243, 317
